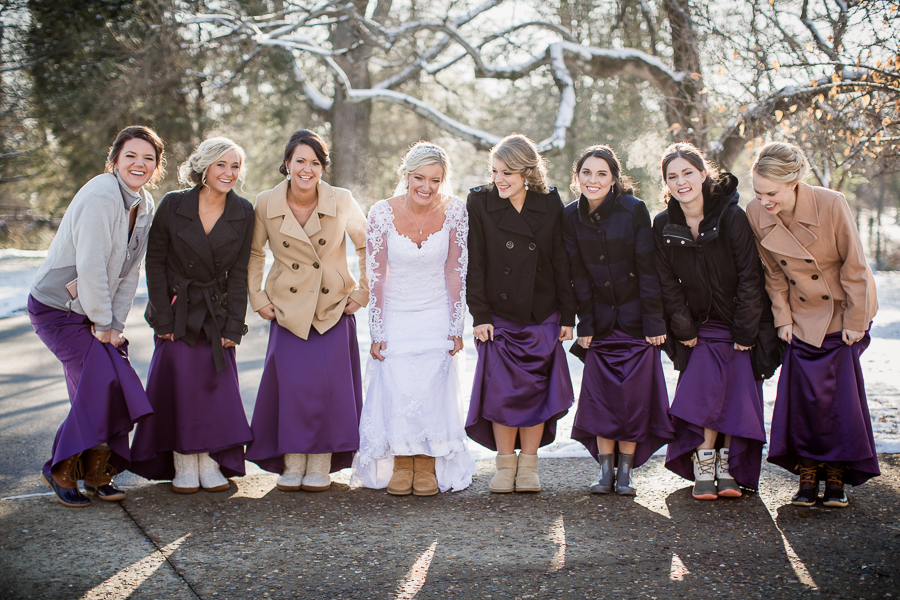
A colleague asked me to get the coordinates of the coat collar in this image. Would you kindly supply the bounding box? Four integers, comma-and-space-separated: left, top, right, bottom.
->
577, 190, 617, 227
486, 185, 554, 238
266, 179, 337, 244
756, 182, 819, 259
174, 186, 243, 270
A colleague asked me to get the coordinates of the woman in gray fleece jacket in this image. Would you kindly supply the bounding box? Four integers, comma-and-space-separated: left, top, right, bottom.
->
28, 126, 165, 508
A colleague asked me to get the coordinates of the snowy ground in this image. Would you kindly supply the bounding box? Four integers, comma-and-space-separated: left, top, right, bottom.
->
2, 246, 898, 460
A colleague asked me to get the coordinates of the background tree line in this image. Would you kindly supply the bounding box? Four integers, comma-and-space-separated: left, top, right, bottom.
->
1, 0, 898, 266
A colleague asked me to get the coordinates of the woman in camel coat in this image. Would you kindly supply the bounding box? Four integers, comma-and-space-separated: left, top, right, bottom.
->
747, 141, 878, 509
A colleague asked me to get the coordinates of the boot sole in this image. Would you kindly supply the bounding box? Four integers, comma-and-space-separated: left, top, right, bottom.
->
515, 487, 541, 493
718, 489, 742, 498
387, 488, 412, 496
202, 483, 230, 493
616, 488, 636, 496
301, 484, 331, 492
172, 485, 200, 494
412, 489, 439, 496
276, 484, 301, 492
84, 487, 126, 501
41, 473, 90, 508
692, 493, 718, 500
489, 487, 514, 493
822, 499, 848, 508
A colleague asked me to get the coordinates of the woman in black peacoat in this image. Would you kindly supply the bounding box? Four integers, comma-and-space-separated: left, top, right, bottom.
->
465, 134, 576, 494
130, 137, 254, 494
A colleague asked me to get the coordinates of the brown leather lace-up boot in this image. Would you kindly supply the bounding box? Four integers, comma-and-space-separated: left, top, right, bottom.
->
82, 447, 125, 501
823, 462, 848, 508
42, 454, 90, 507
791, 462, 820, 507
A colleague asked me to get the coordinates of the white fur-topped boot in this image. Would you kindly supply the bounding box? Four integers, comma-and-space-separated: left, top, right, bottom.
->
172, 452, 200, 494
302, 453, 332, 492
198, 452, 230, 492
276, 453, 307, 491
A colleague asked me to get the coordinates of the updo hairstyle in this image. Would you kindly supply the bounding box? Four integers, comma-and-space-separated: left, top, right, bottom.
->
490, 134, 549, 194
570, 145, 635, 199
394, 141, 454, 197
751, 141, 810, 185
178, 137, 247, 188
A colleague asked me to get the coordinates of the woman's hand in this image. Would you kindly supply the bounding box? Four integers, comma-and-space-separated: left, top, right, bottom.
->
645, 334, 666, 346
370, 341, 386, 361
559, 326, 574, 342
93, 327, 125, 348
842, 328, 865, 346
474, 324, 494, 343
344, 298, 362, 315
221, 337, 237, 349
778, 324, 793, 344
449, 336, 463, 356
681, 337, 698, 348
158, 333, 174, 341
577, 336, 593, 349
734, 343, 753, 351
258, 303, 276, 320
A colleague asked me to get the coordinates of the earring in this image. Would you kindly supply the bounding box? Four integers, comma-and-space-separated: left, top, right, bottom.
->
524, 181, 529, 190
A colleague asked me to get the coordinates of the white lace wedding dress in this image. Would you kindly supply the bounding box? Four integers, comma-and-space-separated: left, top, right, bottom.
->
350, 196, 476, 492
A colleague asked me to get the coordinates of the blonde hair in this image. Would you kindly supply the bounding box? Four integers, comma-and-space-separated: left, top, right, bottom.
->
752, 141, 810, 185
178, 137, 247, 189
394, 141, 454, 197
490, 134, 548, 194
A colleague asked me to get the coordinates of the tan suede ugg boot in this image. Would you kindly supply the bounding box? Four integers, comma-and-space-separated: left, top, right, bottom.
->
412, 455, 438, 496
489, 454, 517, 493
515, 453, 541, 492
387, 455, 414, 495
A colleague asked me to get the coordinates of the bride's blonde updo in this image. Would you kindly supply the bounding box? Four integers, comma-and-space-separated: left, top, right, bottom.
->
178, 136, 247, 189
490, 134, 549, 194
394, 141, 454, 198
752, 141, 810, 185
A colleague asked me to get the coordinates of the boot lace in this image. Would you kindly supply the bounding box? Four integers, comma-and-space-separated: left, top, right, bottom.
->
695, 452, 716, 477
60, 456, 84, 485
798, 463, 820, 489
825, 464, 845, 489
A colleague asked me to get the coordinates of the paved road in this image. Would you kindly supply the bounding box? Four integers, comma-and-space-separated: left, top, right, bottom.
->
1, 304, 899, 599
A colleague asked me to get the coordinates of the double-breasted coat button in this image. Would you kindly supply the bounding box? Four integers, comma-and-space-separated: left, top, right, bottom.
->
313, 262, 320, 269
537, 265, 542, 272
188, 261, 195, 268
812, 274, 819, 280
241, 325, 249, 335
503, 267, 511, 275
322, 287, 329, 294
318, 238, 326, 245
822, 295, 830, 300
799, 297, 806, 302
318, 213, 324, 218
598, 255, 606, 261
506, 241, 514, 249
604, 281, 611, 287
290, 287, 297, 293
805, 259, 813, 263
500, 293, 508, 300
780, 260, 787, 266
211, 295, 218, 302
790, 279, 796, 285
528, 243, 536, 251
292, 263, 300, 270
283, 241, 290, 248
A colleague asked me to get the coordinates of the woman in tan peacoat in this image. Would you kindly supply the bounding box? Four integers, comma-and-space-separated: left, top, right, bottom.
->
747, 141, 879, 509
244, 129, 369, 492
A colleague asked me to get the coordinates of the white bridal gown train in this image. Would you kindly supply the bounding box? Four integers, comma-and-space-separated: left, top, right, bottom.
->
351, 196, 476, 492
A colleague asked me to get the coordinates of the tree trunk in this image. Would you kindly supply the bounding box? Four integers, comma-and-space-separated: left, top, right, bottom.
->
662, 0, 708, 150
328, 0, 375, 203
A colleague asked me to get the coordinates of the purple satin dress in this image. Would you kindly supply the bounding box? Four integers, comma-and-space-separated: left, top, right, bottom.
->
245, 315, 363, 474
570, 330, 674, 467
28, 296, 152, 476
664, 318, 767, 489
767, 329, 879, 486
465, 313, 574, 451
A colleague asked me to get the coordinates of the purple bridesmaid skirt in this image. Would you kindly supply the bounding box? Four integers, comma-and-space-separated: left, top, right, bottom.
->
465, 313, 574, 451
27, 296, 152, 476
571, 330, 674, 468
767, 329, 879, 486
129, 336, 253, 480
245, 315, 362, 474
664, 319, 766, 489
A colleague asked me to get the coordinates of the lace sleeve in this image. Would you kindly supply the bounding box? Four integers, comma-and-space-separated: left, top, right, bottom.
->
445, 197, 468, 338
366, 201, 392, 343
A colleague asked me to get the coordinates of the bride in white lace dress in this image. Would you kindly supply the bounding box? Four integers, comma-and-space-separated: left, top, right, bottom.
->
351, 142, 476, 495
